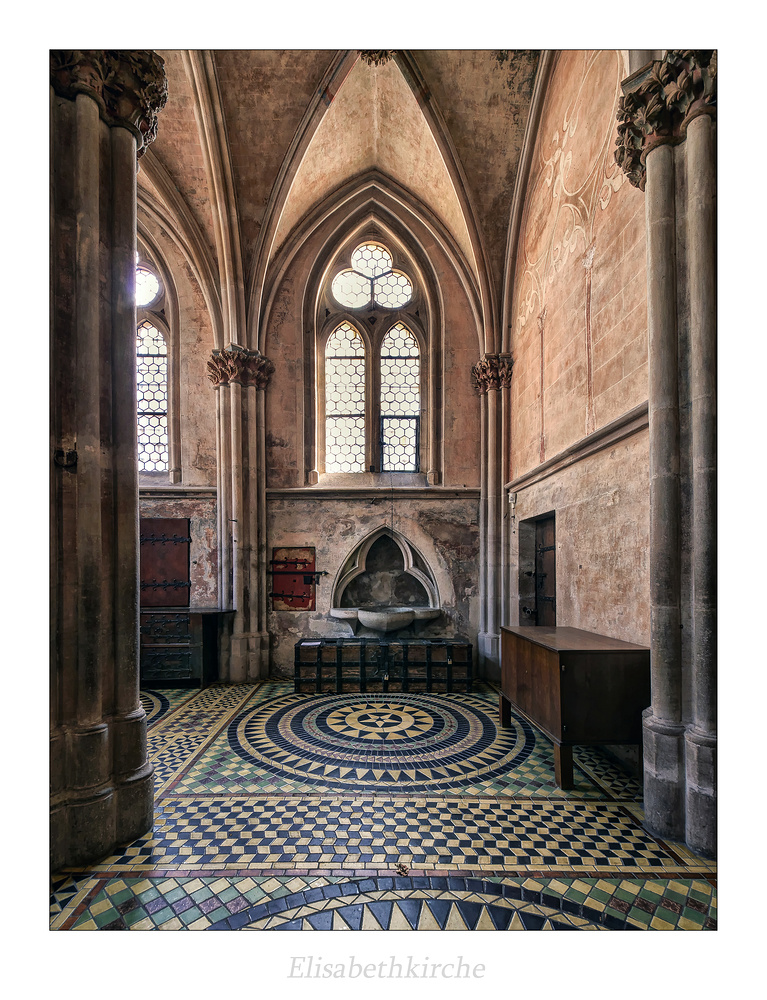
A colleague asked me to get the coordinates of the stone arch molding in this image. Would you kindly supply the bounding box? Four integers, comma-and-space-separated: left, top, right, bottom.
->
329, 527, 442, 633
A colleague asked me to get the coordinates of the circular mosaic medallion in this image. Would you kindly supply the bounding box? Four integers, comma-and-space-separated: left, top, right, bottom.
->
227, 692, 536, 792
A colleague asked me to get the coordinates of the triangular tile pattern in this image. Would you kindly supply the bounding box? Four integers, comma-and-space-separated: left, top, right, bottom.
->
52, 683, 717, 933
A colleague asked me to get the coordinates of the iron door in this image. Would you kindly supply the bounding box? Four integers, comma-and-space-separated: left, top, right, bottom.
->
535, 516, 556, 626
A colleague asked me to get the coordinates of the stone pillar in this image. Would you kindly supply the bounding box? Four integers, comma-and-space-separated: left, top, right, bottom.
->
616, 50, 716, 853
685, 112, 717, 857
472, 354, 513, 679
50, 50, 167, 870
207, 347, 275, 680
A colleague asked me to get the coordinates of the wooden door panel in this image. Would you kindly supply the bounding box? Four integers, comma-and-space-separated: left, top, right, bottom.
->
140, 517, 191, 607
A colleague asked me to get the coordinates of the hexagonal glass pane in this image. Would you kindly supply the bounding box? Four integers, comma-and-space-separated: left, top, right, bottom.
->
381, 417, 418, 471
351, 242, 393, 277
135, 265, 160, 307
331, 269, 370, 309
373, 270, 412, 308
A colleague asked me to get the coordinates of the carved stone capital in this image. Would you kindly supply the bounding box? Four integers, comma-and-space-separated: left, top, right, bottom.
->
615, 50, 716, 190
472, 354, 514, 394
359, 51, 395, 67
207, 346, 275, 389
50, 49, 168, 156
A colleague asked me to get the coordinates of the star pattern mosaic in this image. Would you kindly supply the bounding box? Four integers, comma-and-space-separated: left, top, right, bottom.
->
51, 682, 716, 931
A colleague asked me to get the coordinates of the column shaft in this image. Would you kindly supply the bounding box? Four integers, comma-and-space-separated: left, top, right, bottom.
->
685, 113, 717, 857
111, 124, 140, 719
74, 93, 104, 730
229, 380, 246, 680
646, 142, 682, 723
642, 141, 685, 840
687, 114, 717, 735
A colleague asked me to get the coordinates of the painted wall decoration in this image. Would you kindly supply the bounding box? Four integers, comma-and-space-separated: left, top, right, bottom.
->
511, 50, 648, 477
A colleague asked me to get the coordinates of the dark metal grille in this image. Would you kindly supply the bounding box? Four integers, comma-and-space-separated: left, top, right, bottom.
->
380, 323, 420, 471
137, 320, 168, 472
325, 321, 366, 472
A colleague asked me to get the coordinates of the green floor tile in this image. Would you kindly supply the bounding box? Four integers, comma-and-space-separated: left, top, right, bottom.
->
179, 906, 203, 925
93, 907, 120, 928
148, 906, 173, 926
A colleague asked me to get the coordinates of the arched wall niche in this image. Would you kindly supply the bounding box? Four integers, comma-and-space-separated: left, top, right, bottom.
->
332, 526, 440, 611
259, 171, 484, 491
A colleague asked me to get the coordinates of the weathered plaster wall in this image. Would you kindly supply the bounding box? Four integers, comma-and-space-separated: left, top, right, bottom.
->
139, 493, 218, 607
266, 494, 480, 676
510, 50, 647, 478
508, 430, 650, 645
504, 50, 650, 647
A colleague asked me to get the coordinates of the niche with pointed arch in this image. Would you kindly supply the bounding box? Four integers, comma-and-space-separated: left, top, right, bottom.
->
329, 528, 441, 633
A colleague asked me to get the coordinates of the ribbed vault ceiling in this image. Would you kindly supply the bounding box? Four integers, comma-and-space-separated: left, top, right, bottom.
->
141, 49, 541, 321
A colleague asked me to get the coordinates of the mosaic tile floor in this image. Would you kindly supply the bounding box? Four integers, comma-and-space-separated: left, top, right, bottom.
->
50, 681, 716, 931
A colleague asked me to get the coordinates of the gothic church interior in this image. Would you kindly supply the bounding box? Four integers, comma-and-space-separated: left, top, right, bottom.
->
49, 47, 717, 934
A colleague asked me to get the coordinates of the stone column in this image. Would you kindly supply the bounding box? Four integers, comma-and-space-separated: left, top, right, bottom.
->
50, 50, 167, 870
207, 347, 275, 680
616, 50, 717, 852
472, 354, 513, 679
685, 111, 717, 856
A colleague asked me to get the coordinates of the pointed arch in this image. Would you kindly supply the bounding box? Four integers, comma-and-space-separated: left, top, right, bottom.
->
249, 50, 496, 350
245, 50, 359, 331
138, 150, 224, 348
331, 526, 440, 610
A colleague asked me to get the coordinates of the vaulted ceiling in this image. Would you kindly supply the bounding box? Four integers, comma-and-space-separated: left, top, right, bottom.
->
139, 49, 541, 334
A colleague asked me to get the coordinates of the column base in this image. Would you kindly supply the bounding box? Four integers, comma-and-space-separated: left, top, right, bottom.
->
230, 632, 270, 681
642, 709, 686, 841
477, 631, 500, 682
685, 726, 717, 858
50, 716, 155, 871
50, 762, 154, 871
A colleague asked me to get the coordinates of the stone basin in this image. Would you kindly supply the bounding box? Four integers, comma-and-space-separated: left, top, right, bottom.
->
329, 606, 441, 632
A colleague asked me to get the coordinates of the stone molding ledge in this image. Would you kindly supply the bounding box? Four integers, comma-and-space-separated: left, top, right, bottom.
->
506, 401, 648, 494
50, 49, 168, 155
615, 49, 717, 190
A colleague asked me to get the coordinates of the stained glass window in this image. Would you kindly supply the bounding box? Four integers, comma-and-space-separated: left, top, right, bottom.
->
136, 320, 168, 471
325, 322, 366, 473
380, 323, 420, 471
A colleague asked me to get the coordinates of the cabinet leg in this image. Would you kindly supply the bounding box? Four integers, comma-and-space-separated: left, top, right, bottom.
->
553, 744, 574, 789
499, 694, 511, 727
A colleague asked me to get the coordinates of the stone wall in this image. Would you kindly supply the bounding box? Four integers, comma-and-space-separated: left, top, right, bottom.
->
510, 49, 647, 477
266, 492, 480, 676
505, 49, 650, 646
507, 428, 650, 644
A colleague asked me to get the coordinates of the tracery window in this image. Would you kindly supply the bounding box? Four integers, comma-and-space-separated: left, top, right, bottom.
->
136, 319, 169, 472
322, 240, 421, 475
380, 322, 420, 471
135, 264, 161, 308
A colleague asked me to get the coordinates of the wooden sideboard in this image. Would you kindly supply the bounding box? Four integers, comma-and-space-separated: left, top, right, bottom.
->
499, 625, 650, 788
